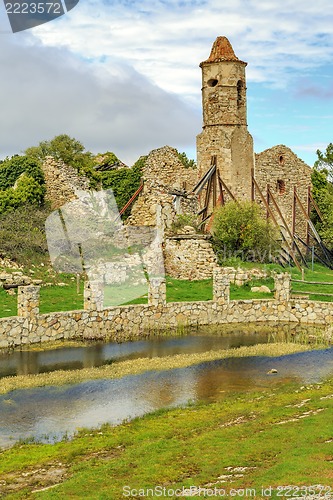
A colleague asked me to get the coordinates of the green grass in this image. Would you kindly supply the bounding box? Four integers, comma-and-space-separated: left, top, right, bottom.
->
288, 263, 333, 300
2, 263, 333, 317
0, 287, 17, 317
225, 262, 333, 302
166, 277, 213, 302
0, 377, 332, 498
230, 277, 275, 300
39, 283, 84, 314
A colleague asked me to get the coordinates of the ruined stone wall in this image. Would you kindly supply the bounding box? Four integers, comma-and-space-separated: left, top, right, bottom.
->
255, 145, 312, 240
127, 146, 198, 228
42, 156, 91, 210
1, 274, 333, 349
164, 236, 217, 280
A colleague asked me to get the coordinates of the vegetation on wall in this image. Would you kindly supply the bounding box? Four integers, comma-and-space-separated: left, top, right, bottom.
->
100, 156, 145, 216
25, 134, 101, 189
0, 155, 46, 215
212, 201, 280, 263
171, 213, 201, 233
93, 151, 123, 170
24, 134, 145, 212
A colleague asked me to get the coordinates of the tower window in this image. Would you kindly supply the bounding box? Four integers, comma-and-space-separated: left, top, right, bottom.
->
237, 80, 243, 107
279, 155, 284, 164
207, 78, 218, 87
277, 179, 286, 195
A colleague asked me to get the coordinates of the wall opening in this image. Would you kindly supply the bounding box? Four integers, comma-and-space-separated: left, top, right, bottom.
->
237, 80, 243, 107
276, 179, 286, 195
279, 155, 284, 164
207, 78, 218, 87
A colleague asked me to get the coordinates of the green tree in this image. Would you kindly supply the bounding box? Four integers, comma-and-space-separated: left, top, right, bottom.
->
212, 201, 280, 263
177, 151, 196, 169
314, 143, 333, 182
25, 134, 91, 168
25, 134, 100, 188
311, 167, 333, 249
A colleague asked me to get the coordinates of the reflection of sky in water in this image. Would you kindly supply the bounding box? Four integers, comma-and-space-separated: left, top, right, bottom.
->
0, 347, 332, 448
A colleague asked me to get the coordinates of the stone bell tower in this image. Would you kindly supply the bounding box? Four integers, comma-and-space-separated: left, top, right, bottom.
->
196, 36, 254, 200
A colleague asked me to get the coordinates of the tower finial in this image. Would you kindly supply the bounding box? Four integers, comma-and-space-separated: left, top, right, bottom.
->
200, 36, 246, 67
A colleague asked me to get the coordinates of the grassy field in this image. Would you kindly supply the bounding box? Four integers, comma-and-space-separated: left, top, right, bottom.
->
1, 263, 333, 318
0, 375, 332, 498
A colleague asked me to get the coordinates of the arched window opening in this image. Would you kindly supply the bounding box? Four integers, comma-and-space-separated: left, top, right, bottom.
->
207, 78, 218, 87
277, 179, 286, 195
279, 155, 284, 164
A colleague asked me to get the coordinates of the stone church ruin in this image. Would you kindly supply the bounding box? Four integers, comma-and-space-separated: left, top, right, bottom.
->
125, 36, 331, 274
41, 36, 332, 278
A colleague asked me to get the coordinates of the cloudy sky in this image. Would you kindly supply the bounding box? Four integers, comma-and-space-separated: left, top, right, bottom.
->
0, 0, 333, 166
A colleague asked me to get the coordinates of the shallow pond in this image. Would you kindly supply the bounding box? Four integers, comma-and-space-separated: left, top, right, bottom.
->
0, 325, 332, 448
0, 323, 321, 378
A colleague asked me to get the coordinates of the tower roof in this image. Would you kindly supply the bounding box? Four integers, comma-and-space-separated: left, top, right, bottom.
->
200, 36, 247, 67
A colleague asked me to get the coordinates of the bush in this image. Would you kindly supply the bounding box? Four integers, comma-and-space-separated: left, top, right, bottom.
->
0, 204, 51, 264
212, 201, 280, 263
100, 158, 144, 217
25, 134, 102, 189
0, 155, 44, 191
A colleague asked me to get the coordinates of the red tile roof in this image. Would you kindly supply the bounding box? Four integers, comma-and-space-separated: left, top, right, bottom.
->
200, 36, 246, 66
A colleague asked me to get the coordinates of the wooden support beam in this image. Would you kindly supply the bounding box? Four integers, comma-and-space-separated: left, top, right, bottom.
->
212, 169, 217, 207
294, 187, 333, 268
292, 186, 296, 250
192, 165, 216, 195
217, 168, 225, 206
267, 186, 308, 268
306, 186, 311, 248
252, 178, 302, 271
309, 190, 324, 222
266, 184, 270, 220
202, 173, 213, 221
118, 181, 144, 217
218, 175, 238, 203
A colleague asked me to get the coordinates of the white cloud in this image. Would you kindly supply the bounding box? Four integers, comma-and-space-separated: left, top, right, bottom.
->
0, 24, 200, 163
1, 0, 333, 165
32, 0, 333, 93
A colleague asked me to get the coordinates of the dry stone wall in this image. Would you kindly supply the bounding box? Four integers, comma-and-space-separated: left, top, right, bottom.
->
1, 274, 333, 349
127, 146, 198, 229
255, 145, 312, 240
42, 156, 91, 210
164, 235, 217, 280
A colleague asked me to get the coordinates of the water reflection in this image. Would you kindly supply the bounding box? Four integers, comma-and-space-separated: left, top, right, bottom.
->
0, 324, 320, 378
0, 347, 332, 448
